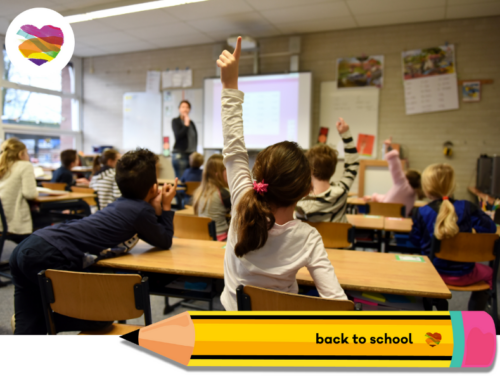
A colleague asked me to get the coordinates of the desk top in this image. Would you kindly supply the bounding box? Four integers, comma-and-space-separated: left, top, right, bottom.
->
347, 198, 427, 208
95, 239, 451, 299
34, 192, 96, 203
384, 217, 413, 233
346, 214, 384, 230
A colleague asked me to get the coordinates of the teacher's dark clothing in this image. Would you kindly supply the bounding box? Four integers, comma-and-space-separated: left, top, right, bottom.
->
172, 117, 197, 153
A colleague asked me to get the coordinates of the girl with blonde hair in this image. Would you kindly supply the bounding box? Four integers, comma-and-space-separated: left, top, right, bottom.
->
410, 163, 496, 310
193, 154, 231, 241
0, 138, 38, 243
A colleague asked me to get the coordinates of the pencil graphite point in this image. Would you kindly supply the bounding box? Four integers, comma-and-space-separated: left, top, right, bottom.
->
121, 329, 139, 345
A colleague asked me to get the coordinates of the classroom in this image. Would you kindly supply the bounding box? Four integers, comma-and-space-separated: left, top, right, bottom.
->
0, 0, 499, 338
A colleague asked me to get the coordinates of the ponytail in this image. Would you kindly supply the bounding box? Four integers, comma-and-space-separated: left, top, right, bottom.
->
434, 198, 459, 240
234, 189, 275, 257
92, 155, 101, 175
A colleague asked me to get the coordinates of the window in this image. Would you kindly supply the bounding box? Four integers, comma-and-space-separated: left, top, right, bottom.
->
1, 45, 82, 163
5, 132, 75, 164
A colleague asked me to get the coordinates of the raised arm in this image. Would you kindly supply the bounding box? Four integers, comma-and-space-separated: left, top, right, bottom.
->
336, 118, 359, 191
384, 137, 406, 186
218, 37, 253, 206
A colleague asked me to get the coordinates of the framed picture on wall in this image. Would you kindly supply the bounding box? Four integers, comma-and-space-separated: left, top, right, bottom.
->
462, 81, 481, 102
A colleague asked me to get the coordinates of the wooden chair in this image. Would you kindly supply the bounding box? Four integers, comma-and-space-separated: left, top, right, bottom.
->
71, 186, 100, 210
305, 221, 354, 249
0, 199, 13, 286
173, 213, 216, 241
185, 181, 201, 196
430, 232, 499, 331
367, 202, 405, 218
38, 269, 152, 335
41, 182, 67, 191
237, 285, 356, 311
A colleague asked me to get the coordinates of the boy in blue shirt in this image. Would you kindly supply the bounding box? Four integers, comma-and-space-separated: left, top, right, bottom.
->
10, 148, 178, 334
51, 149, 89, 190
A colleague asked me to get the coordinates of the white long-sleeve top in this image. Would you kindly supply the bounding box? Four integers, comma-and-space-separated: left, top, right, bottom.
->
0, 160, 38, 234
220, 89, 347, 311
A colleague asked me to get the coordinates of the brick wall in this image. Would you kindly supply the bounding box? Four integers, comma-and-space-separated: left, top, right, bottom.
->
83, 16, 500, 199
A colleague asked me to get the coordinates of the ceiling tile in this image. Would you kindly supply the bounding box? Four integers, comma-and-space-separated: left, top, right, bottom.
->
72, 42, 106, 57
447, 2, 500, 19
260, 2, 351, 24
187, 12, 274, 33
166, 0, 253, 21
347, 0, 446, 15
245, 0, 338, 12
0, 16, 10, 34
71, 19, 118, 37
0, 0, 60, 19
274, 16, 357, 34
126, 22, 201, 39
97, 9, 178, 29
77, 31, 142, 46
355, 7, 446, 27
97, 40, 159, 55
147, 33, 214, 48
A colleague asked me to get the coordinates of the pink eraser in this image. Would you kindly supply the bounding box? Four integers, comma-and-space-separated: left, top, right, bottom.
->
462, 311, 496, 367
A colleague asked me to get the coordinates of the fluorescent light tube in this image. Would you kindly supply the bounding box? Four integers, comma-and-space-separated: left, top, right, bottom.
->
65, 0, 207, 23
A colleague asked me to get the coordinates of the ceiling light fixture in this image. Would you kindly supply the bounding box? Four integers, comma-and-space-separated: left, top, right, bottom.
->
65, 0, 208, 23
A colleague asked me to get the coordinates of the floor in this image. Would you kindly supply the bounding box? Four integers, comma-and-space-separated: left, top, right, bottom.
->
0, 240, 471, 335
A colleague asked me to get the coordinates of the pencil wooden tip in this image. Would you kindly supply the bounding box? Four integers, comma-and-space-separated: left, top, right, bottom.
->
120, 329, 139, 345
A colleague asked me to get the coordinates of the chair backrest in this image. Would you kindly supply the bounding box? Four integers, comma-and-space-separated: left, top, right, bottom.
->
0, 199, 7, 256
173, 213, 216, 241
431, 233, 499, 263
42, 182, 66, 191
237, 285, 355, 311
38, 270, 152, 334
71, 186, 98, 208
185, 181, 201, 196
305, 221, 354, 249
367, 202, 405, 218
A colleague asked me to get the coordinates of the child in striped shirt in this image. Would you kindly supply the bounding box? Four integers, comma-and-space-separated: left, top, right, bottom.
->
296, 120, 359, 223
90, 149, 121, 208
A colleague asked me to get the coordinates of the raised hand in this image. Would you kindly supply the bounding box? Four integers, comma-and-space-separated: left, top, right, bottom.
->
217, 36, 241, 90
183, 114, 190, 127
384, 136, 392, 147
162, 178, 178, 211
336, 117, 349, 134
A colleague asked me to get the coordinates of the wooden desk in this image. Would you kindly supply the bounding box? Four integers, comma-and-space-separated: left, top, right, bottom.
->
347, 198, 427, 208
34, 192, 96, 203
346, 214, 384, 230
95, 239, 451, 299
384, 217, 413, 233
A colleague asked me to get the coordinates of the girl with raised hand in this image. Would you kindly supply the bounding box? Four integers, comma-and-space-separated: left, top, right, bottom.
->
217, 37, 347, 310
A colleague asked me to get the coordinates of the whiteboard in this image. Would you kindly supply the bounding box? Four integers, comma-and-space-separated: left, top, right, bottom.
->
364, 167, 393, 196
320, 82, 380, 158
123, 92, 162, 154
163, 89, 203, 154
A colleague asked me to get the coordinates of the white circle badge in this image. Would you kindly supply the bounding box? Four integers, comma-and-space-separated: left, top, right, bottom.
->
5, 8, 75, 73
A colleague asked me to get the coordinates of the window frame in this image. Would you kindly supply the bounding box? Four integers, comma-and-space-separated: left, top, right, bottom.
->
0, 35, 83, 151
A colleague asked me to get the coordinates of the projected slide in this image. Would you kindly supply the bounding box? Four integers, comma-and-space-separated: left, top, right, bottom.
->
204, 73, 311, 149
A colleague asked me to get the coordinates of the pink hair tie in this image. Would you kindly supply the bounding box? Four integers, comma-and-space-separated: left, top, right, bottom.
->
253, 180, 268, 195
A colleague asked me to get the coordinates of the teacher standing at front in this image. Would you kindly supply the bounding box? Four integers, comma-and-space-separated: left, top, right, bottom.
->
171, 100, 198, 179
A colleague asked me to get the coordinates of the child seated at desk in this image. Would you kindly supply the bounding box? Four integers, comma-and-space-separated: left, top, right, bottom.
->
410, 163, 496, 311
181, 152, 204, 183
296, 118, 359, 223
51, 149, 89, 191
90, 149, 121, 208
216, 37, 347, 311
10, 148, 177, 335
193, 154, 231, 241
364, 137, 424, 217
0, 138, 38, 244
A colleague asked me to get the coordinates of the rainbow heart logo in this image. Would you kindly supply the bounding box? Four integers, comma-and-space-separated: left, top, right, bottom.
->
17, 24, 64, 66
425, 332, 442, 347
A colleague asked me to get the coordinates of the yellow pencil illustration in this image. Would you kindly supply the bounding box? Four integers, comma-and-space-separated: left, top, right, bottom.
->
120, 311, 496, 368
